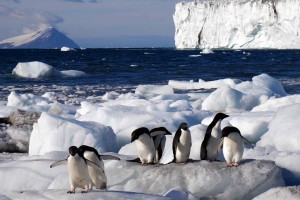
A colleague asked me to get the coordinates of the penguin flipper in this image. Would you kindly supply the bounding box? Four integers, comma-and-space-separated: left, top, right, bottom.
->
86, 159, 102, 169
172, 130, 181, 161
50, 159, 67, 168
100, 155, 121, 161
126, 158, 141, 163
242, 136, 254, 149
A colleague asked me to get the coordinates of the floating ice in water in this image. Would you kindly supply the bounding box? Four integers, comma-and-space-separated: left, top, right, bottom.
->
12, 61, 86, 79
60, 46, 74, 51
12, 61, 54, 78
200, 48, 213, 54
188, 54, 201, 57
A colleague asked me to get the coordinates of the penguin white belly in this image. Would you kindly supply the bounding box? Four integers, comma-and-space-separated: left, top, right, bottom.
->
68, 155, 90, 190
83, 151, 107, 189
223, 132, 244, 164
136, 134, 155, 164
207, 125, 222, 160
176, 130, 192, 163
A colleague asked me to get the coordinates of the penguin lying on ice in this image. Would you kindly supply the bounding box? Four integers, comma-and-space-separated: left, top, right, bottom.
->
50, 145, 120, 193
131, 127, 156, 165
149, 127, 172, 164
200, 113, 229, 161
172, 122, 191, 164
219, 126, 254, 167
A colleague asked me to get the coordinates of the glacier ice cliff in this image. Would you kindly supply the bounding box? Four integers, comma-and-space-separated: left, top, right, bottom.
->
174, 0, 300, 49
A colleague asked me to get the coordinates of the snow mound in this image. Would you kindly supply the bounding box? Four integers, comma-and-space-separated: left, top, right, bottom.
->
257, 104, 300, 152
104, 160, 284, 199
12, 61, 54, 78
29, 112, 117, 155
253, 186, 300, 200
202, 74, 286, 112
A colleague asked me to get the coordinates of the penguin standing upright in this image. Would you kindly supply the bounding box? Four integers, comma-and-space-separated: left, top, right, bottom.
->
220, 126, 254, 167
149, 127, 172, 163
131, 127, 155, 165
50, 146, 100, 193
78, 145, 120, 190
172, 122, 191, 163
200, 113, 229, 161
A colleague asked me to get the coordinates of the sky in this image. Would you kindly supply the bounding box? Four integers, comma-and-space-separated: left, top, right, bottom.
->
0, 0, 186, 48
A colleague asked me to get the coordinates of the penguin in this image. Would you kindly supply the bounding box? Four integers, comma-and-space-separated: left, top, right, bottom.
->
131, 127, 156, 165
172, 122, 192, 163
78, 145, 120, 190
50, 146, 101, 193
219, 126, 254, 167
200, 113, 229, 161
149, 127, 172, 163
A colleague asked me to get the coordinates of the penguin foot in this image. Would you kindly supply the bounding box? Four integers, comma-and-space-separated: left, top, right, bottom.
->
233, 163, 239, 167
67, 190, 75, 194
81, 189, 88, 193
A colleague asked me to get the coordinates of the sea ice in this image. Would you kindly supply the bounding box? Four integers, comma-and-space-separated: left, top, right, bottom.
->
253, 186, 300, 200
12, 61, 54, 79
12, 61, 86, 79
29, 112, 117, 155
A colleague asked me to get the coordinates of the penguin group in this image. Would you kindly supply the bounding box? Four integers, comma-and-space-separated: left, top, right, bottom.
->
50, 112, 253, 194
131, 113, 252, 167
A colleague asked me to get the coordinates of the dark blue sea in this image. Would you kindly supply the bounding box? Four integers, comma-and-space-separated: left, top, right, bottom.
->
1, 48, 300, 102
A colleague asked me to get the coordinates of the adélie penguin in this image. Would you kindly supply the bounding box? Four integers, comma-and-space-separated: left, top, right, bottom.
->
172, 122, 192, 163
50, 146, 101, 193
78, 145, 120, 190
149, 127, 172, 163
200, 113, 229, 161
219, 126, 254, 167
131, 127, 156, 165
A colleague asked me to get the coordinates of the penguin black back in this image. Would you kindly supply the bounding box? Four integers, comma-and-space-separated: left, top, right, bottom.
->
200, 113, 229, 160
131, 127, 150, 142
221, 126, 241, 138
79, 145, 101, 160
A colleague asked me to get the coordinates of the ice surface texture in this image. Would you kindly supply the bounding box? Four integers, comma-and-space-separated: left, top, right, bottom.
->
174, 0, 300, 49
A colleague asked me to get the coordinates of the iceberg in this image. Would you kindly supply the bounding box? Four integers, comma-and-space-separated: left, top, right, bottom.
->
174, 0, 300, 49
12, 61, 87, 79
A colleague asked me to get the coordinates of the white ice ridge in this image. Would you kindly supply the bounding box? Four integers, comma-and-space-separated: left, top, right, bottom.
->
174, 0, 300, 49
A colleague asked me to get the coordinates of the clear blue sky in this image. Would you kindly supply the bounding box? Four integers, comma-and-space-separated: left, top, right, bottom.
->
0, 0, 184, 48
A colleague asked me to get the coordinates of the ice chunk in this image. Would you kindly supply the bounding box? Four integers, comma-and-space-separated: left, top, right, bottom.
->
168, 78, 240, 90
105, 159, 284, 199
257, 104, 300, 152
29, 112, 117, 155
163, 187, 199, 200
12, 61, 54, 78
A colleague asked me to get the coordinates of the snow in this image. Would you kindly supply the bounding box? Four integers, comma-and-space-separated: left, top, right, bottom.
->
0, 27, 79, 49
253, 186, 300, 200
29, 112, 117, 155
0, 73, 300, 199
12, 61, 86, 79
174, 0, 300, 49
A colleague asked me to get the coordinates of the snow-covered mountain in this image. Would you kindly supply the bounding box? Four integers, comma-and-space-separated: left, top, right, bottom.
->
0, 27, 79, 49
174, 0, 300, 49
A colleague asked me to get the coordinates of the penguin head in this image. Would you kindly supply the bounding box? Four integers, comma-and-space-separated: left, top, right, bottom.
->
131, 127, 150, 142
179, 122, 188, 131
69, 146, 78, 156
221, 126, 240, 138
215, 113, 229, 121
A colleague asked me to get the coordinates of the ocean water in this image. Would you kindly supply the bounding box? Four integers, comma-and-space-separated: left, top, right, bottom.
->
1, 48, 300, 102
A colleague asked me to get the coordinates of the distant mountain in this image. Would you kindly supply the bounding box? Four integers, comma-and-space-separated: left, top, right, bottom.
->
0, 27, 80, 49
